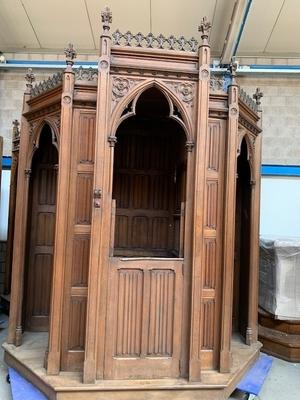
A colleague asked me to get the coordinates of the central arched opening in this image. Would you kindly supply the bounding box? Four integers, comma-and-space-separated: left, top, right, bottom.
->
112, 87, 187, 257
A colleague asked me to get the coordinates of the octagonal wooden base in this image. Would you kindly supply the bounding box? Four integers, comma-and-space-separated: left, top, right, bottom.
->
259, 308, 300, 363
3, 333, 261, 400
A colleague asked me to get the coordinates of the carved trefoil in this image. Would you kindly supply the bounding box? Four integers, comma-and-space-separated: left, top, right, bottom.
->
111, 76, 143, 111
164, 81, 195, 108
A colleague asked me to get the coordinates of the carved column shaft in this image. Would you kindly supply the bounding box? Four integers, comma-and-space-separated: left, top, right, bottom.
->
4, 121, 20, 295
47, 66, 75, 374
7, 88, 32, 345
219, 70, 239, 373
247, 91, 263, 344
189, 19, 211, 382
84, 7, 112, 383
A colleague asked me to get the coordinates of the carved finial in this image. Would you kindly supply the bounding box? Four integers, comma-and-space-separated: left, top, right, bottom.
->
101, 6, 112, 34
64, 43, 77, 68
228, 60, 238, 84
12, 119, 20, 135
25, 68, 35, 92
13, 119, 20, 129
12, 119, 20, 152
198, 17, 211, 44
253, 87, 263, 107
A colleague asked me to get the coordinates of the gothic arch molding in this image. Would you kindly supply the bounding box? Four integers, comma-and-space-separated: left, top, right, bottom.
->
27, 118, 59, 170
237, 130, 255, 183
110, 79, 194, 143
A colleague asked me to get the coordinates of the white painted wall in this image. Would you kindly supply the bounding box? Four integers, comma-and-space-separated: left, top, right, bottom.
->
0, 170, 10, 241
260, 176, 300, 238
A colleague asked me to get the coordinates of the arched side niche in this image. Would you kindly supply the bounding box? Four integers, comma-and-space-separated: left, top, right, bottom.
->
23, 123, 58, 332
112, 87, 187, 257
232, 137, 252, 340
27, 119, 59, 169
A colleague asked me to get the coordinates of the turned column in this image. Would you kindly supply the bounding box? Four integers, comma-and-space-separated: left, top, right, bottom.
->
83, 7, 112, 383
189, 17, 211, 381
7, 70, 34, 345
219, 62, 239, 372
246, 88, 263, 345
47, 45, 76, 374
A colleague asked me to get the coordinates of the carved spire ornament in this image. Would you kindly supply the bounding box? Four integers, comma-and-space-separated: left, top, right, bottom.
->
64, 43, 77, 68
228, 60, 238, 85
198, 17, 211, 44
101, 6, 112, 34
12, 119, 20, 134
12, 119, 20, 152
25, 68, 35, 92
253, 87, 263, 107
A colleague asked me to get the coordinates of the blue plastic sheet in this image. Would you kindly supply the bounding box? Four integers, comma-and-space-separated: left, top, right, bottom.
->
236, 354, 273, 395
9, 368, 47, 400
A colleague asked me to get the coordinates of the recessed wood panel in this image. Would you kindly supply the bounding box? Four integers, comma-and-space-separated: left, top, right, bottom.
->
75, 173, 93, 224
203, 239, 216, 289
78, 114, 96, 164
148, 269, 175, 356
36, 213, 55, 246
207, 122, 221, 172
38, 167, 57, 205
201, 300, 215, 350
71, 236, 90, 286
31, 254, 52, 316
151, 218, 169, 249
205, 180, 218, 229
115, 215, 129, 248
115, 269, 143, 357
68, 297, 87, 351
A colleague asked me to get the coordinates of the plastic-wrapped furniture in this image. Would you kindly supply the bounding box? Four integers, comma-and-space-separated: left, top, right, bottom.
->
259, 237, 300, 361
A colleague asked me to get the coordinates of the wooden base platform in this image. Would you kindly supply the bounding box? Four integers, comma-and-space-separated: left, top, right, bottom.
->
3, 332, 261, 400
259, 308, 300, 363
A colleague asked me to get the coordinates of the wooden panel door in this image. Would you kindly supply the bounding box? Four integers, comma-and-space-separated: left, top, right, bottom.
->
61, 110, 96, 371
105, 258, 183, 379
25, 146, 58, 331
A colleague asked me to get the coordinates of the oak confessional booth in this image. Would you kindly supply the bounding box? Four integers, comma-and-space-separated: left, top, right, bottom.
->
4, 9, 263, 400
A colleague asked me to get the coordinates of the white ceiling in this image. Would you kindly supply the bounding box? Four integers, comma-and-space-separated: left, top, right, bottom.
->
0, 0, 300, 59
238, 0, 300, 56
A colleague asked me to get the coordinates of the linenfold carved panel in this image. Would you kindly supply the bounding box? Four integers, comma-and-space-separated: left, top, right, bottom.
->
207, 122, 221, 171
75, 174, 93, 224
71, 236, 90, 286
68, 297, 87, 350
148, 270, 175, 356
115, 269, 143, 357
201, 300, 215, 349
203, 239, 216, 289
205, 180, 218, 229
78, 114, 95, 163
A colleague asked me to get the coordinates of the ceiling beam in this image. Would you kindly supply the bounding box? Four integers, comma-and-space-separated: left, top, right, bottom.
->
220, 0, 252, 65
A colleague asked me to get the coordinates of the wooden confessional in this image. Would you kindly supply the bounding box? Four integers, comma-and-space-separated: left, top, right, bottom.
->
4, 8, 263, 400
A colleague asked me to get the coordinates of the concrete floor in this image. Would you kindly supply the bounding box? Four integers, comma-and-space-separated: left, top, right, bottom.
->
0, 313, 299, 400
